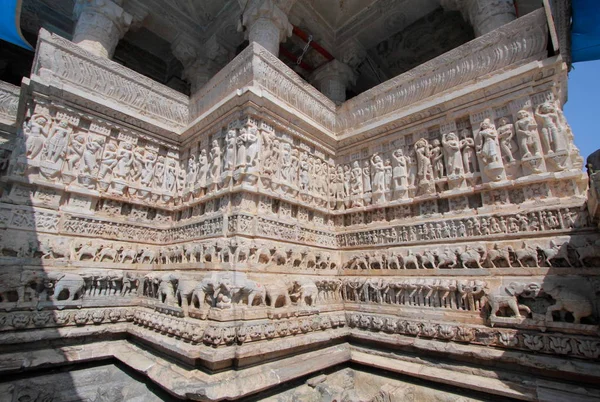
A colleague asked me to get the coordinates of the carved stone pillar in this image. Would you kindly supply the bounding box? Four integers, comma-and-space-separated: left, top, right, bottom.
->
238, 0, 296, 56
72, 0, 133, 58
172, 34, 231, 93
441, 0, 516, 37
311, 60, 356, 105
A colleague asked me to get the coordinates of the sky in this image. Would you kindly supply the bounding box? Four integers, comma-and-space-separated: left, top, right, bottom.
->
564, 59, 600, 162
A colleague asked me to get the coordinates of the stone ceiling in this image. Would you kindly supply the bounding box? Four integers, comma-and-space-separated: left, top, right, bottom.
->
15, 0, 542, 96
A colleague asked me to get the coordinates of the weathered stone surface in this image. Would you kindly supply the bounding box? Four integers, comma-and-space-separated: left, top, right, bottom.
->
0, 4, 597, 401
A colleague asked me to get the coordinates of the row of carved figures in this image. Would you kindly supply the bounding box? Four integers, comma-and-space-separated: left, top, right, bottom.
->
0, 271, 332, 315
2, 236, 339, 269
2, 270, 593, 326
12, 102, 575, 209
343, 240, 600, 270
343, 279, 594, 325
339, 207, 588, 247
342, 278, 485, 311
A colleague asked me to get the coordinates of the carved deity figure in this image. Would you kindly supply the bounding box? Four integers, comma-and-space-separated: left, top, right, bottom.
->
186, 154, 198, 188
131, 146, 144, 182
140, 152, 156, 187
280, 143, 292, 182
320, 161, 329, 196
391, 148, 408, 190
24, 114, 50, 161
299, 152, 310, 191
236, 127, 247, 168
384, 159, 392, 192
362, 160, 372, 193
197, 149, 209, 188
430, 139, 445, 179
223, 128, 236, 172
290, 148, 299, 185
245, 127, 260, 169
460, 129, 478, 174
66, 134, 85, 171
334, 165, 345, 200
165, 159, 177, 192
371, 154, 385, 193
497, 117, 516, 163
113, 142, 134, 180
98, 143, 118, 180
209, 140, 222, 183
414, 138, 433, 183
81, 137, 104, 175
154, 156, 165, 188
515, 110, 540, 158
45, 120, 71, 163
477, 119, 500, 167
350, 161, 363, 200
343, 164, 351, 196
442, 132, 464, 176
536, 101, 568, 153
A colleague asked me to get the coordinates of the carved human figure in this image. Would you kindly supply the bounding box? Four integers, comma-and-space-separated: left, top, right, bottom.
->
414, 138, 433, 182
371, 154, 385, 193
350, 161, 363, 196
98, 143, 118, 180
176, 161, 186, 194
290, 148, 299, 185
334, 165, 345, 201
209, 140, 222, 183
384, 159, 392, 192
24, 114, 50, 161
320, 161, 329, 196
267, 139, 281, 177
362, 160, 372, 193
343, 164, 351, 196
299, 152, 309, 191
45, 120, 71, 163
430, 139, 445, 179
442, 132, 464, 176
66, 134, 85, 171
280, 142, 292, 182
236, 127, 247, 168
223, 128, 236, 172
140, 152, 156, 187
131, 146, 144, 182
81, 137, 104, 175
245, 127, 260, 169
497, 117, 516, 163
460, 129, 478, 174
535, 101, 568, 153
163, 159, 177, 192
113, 142, 133, 180
186, 153, 198, 188
515, 110, 541, 158
477, 119, 501, 169
154, 156, 165, 189
391, 148, 408, 190
307, 156, 315, 192
313, 161, 321, 194
197, 149, 209, 188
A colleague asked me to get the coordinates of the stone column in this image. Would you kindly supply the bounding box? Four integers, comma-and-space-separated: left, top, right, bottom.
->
172, 34, 231, 93
311, 60, 356, 105
72, 0, 132, 58
441, 0, 516, 37
238, 0, 296, 56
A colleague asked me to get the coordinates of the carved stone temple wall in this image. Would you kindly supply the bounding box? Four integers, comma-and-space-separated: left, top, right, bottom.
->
1, 7, 600, 402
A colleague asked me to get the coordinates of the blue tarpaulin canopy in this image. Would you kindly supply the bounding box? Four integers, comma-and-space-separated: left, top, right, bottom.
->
572, 0, 600, 63
0, 0, 33, 50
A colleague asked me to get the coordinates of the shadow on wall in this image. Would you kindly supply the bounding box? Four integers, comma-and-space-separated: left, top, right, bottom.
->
0, 108, 171, 401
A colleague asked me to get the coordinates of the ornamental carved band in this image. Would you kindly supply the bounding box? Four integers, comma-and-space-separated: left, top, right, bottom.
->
0, 8, 598, 402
